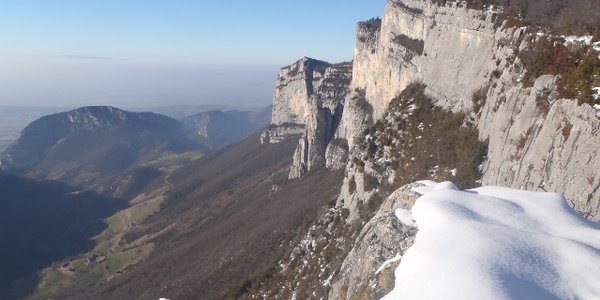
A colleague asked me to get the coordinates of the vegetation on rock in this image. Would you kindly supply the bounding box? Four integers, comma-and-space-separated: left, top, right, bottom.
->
356, 83, 488, 190
519, 37, 600, 105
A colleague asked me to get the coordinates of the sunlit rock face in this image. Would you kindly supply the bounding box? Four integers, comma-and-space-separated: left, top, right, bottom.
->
267, 0, 600, 218
350, 0, 498, 119
344, 0, 600, 219
264, 57, 352, 178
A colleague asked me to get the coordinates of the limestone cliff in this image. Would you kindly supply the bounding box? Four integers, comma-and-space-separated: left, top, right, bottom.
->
352, 1, 599, 218
352, 1, 500, 117
270, 0, 600, 218
329, 183, 419, 299
262, 57, 352, 178
479, 74, 600, 219
257, 0, 600, 298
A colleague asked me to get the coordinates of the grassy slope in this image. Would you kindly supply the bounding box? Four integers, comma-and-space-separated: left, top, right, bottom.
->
29, 151, 205, 300
60, 133, 344, 300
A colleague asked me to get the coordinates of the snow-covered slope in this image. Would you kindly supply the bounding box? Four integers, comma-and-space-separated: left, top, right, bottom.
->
384, 181, 600, 299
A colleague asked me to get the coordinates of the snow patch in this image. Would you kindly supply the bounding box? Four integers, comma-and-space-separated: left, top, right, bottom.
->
407, 103, 417, 114
412, 180, 458, 195
484, 4, 503, 15
593, 104, 600, 118
450, 168, 457, 177
384, 182, 600, 300
394, 209, 416, 227
375, 253, 403, 275
592, 87, 600, 100
563, 35, 593, 45
593, 41, 600, 59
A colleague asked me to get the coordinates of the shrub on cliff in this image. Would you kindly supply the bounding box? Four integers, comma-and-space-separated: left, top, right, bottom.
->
451, 0, 600, 37
519, 37, 600, 105
358, 83, 488, 190
519, 38, 572, 87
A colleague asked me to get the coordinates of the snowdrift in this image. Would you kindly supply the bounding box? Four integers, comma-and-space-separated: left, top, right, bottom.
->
384, 181, 600, 299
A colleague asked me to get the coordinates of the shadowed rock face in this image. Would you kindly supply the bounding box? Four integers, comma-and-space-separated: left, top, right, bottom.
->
1, 106, 199, 187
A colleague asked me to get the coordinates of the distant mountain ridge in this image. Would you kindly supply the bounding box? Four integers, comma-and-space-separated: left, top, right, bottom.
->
1, 106, 199, 186
181, 106, 271, 149
0, 105, 272, 187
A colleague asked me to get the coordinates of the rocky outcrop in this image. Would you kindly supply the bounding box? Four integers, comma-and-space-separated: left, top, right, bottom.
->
259, 123, 305, 144
262, 57, 352, 178
479, 73, 600, 219
334, 0, 600, 219
249, 1, 600, 299
335, 89, 374, 148
329, 184, 419, 300
250, 1, 600, 298
330, 0, 500, 148
270, 58, 330, 126
267, 0, 600, 216
349, 0, 500, 119
325, 139, 349, 170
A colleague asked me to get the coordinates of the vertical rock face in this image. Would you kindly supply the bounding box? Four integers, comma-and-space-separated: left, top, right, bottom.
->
263, 57, 352, 178
267, 0, 600, 217
337, 0, 600, 219
334, 0, 500, 149
329, 184, 419, 300
350, 0, 500, 118
271, 57, 330, 126
258, 1, 600, 298
479, 74, 600, 219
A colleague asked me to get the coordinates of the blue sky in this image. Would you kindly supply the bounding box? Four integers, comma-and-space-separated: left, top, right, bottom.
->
0, 0, 384, 107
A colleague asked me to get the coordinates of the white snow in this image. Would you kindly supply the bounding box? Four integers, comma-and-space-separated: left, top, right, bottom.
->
450, 168, 457, 177
594, 104, 600, 118
593, 87, 600, 100
375, 253, 403, 275
563, 35, 593, 45
593, 41, 600, 59
484, 5, 504, 15
383, 181, 600, 300
412, 180, 458, 195
395, 209, 416, 227
407, 103, 417, 114
561, 35, 600, 59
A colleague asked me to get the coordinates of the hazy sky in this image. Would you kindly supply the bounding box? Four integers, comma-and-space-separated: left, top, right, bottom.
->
0, 0, 384, 108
